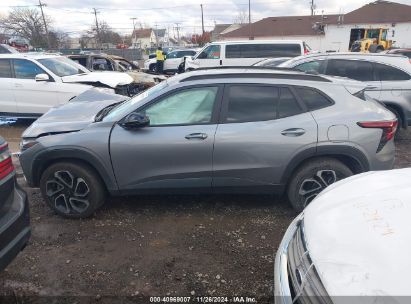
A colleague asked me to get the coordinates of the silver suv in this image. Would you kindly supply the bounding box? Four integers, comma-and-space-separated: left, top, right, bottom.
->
279, 53, 411, 130
19, 68, 396, 218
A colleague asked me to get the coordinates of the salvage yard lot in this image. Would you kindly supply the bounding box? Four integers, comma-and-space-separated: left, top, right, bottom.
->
0, 120, 410, 303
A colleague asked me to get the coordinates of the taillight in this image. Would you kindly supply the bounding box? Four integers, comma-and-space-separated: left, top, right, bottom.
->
304, 49, 309, 55
357, 120, 398, 153
0, 143, 15, 180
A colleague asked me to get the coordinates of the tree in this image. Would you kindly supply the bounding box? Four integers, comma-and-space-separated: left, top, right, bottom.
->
233, 9, 248, 24
0, 7, 52, 48
98, 21, 122, 45
190, 32, 211, 46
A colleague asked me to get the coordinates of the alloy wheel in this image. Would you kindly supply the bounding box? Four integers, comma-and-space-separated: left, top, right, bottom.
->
45, 170, 90, 214
298, 170, 337, 207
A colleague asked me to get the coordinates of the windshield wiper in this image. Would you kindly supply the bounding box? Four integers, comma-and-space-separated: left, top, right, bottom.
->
94, 101, 124, 122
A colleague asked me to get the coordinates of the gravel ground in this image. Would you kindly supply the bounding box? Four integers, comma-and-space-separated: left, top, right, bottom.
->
0, 120, 410, 304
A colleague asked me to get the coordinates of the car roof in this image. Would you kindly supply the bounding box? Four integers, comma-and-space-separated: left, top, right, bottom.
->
0, 52, 62, 60
208, 40, 304, 45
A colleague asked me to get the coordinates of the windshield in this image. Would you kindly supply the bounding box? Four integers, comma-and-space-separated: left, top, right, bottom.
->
38, 56, 89, 77
103, 81, 168, 121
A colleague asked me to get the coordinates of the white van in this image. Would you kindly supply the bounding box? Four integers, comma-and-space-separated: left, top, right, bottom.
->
185, 40, 312, 70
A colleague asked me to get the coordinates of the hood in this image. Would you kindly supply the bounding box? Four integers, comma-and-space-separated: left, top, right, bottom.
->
303, 168, 411, 298
126, 71, 167, 85
22, 89, 128, 138
62, 71, 133, 88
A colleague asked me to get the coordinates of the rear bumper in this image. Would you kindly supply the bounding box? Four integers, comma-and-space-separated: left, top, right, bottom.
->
0, 180, 30, 272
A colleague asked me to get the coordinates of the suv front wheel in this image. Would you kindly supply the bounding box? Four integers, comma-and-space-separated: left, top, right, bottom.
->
40, 161, 106, 219
287, 158, 353, 212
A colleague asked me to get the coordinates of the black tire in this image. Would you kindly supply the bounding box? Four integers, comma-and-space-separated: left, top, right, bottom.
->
149, 64, 157, 73
287, 158, 353, 212
368, 44, 378, 53
40, 161, 106, 219
376, 46, 384, 53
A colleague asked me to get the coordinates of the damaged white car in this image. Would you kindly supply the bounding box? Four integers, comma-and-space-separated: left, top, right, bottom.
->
275, 168, 411, 304
0, 53, 136, 118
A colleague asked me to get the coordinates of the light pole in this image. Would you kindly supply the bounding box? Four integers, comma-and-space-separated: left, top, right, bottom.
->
131, 17, 137, 48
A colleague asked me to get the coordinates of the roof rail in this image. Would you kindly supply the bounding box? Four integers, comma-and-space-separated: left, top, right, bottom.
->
181, 72, 331, 83
192, 66, 294, 72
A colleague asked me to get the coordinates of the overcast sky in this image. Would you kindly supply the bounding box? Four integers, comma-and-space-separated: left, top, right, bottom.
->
1, 0, 410, 37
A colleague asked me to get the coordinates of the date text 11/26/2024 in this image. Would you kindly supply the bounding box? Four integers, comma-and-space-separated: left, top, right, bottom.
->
150, 296, 257, 303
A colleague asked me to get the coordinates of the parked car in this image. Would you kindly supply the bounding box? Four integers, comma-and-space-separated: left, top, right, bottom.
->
144, 49, 197, 73
184, 40, 312, 71
0, 53, 135, 118
19, 68, 396, 218
279, 52, 411, 130
0, 137, 30, 271
386, 48, 411, 60
253, 57, 293, 67
0, 44, 19, 54
68, 53, 139, 72
275, 168, 411, 303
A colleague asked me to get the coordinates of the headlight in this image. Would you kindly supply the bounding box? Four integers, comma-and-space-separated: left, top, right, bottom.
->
94, 87, 115, 94
20, 138, 38, 152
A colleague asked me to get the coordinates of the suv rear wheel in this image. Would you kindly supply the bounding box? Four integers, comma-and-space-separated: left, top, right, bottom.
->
40, 161, 106, 219
287, 158, 353, 212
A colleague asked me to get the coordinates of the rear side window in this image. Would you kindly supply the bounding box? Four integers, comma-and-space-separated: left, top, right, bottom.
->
295, 87, 332, 110
278, 88, 303, 118
0, 59, 12, 78
226, 44, 301, 59
326, 59, 374, 81
225, 85, 278, 123
374, 63, 411, 81
13, 59, 45, 79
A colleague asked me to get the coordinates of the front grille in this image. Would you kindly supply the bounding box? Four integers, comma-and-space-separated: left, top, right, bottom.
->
287, 221, 332, 304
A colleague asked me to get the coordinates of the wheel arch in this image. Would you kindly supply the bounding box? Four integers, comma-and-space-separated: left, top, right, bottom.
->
281, 145, 370, 186
31, 148, 118, 193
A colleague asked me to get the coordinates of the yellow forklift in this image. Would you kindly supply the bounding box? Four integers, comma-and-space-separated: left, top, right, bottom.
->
350, 28, 393, 53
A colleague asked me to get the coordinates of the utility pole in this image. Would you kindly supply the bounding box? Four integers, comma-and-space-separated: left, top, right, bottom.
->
131, 17, 137, 48
200, 4, 205, 35
248, 0, 252, 40
175, 23, 180, 45
37, 0, 50, 49
92, 8, 101, 49
310, 0, 315, 16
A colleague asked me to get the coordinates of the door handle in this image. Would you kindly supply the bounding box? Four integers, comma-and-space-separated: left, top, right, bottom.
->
14, 83, 23, 88
219, 59, 222, 66
281, 128, 306, 137
185, 133, 208, 140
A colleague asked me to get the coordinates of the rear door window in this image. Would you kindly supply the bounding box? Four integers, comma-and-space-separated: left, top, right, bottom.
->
224, 85, 278, 123
0, 59, 12, 78
374, 62, 411, 81
326, 59, 374, 81
295, 87, 332, 110
278, 88, 303, 118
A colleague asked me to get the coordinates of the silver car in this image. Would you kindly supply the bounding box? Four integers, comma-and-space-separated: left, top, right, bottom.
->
19, 68, 396, 218
279, 52, 411, 130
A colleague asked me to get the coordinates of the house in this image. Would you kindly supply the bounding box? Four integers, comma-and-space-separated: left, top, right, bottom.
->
153, 29, 168, 46
211, 24, 245, 41
221, 0, 411, 51
131, 28, 156, 49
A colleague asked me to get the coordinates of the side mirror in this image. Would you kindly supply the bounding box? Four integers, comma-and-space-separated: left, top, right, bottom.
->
121, 112, 150, 129
35, 73, 50, 82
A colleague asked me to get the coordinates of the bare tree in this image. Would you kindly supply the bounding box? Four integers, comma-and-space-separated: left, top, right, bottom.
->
98, 21, 122, 45
0, 7, 52, 48
233, 9, 248, 24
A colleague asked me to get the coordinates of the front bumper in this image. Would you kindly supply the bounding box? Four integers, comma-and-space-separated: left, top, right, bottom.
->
274, 214, 302, 304
0, 179, 31, 272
